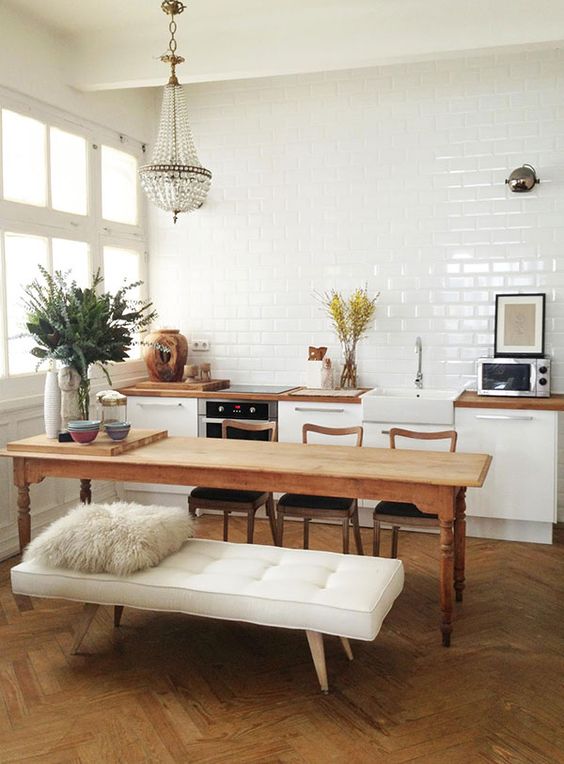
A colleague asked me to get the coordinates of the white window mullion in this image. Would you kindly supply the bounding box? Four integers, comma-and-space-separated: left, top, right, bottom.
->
0, 232, 8, 377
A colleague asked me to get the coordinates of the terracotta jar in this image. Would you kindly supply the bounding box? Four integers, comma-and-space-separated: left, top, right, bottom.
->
143, 329, 188, 382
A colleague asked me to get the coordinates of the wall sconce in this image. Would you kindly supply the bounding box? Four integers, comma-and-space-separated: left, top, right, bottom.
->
505, 164, 540, 192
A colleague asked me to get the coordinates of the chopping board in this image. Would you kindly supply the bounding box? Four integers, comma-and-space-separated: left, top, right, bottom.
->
134, 379, 230, 392
7, 428, 168, 456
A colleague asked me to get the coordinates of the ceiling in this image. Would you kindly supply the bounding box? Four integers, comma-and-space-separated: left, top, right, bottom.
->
4, 0, 564, 91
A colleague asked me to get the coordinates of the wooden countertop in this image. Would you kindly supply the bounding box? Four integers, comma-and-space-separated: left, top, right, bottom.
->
120, 384, 368, 403
455, 391, 564, 411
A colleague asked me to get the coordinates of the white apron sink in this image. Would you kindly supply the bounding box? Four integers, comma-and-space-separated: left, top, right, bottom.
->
362, 388, 458, 425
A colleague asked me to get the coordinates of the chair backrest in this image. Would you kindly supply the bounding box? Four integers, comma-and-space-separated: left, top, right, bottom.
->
221, 419, 277, 441
389, 427, 457, 452
302, 423, 363, 447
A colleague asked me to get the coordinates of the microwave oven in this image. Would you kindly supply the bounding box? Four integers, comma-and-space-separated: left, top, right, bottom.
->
476, 357, 551, 397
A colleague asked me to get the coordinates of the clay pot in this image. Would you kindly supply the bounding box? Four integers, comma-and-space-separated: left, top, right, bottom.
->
143, 329, 188, 382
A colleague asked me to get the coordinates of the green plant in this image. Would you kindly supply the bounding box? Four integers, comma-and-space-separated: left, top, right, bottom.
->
318, 286, 379, 388
23, 266, 157, 417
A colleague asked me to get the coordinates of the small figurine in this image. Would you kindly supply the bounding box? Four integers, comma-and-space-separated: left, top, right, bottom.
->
321, 357, 333, 389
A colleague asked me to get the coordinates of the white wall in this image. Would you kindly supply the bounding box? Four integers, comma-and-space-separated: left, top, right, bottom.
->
149, 47, 564, 393
149, 47, 564, 521
0, 3, 154, 141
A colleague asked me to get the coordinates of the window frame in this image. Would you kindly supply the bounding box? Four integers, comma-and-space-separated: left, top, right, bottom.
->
0, 86, 150, 402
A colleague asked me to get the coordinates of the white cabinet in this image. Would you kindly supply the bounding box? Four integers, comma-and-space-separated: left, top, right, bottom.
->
125, 396, 198, 496
278, 401, 362, 443
455, 407, 557, 523
128, 396, 198, 437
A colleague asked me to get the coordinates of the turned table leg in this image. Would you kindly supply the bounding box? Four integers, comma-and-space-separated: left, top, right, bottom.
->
439, 516, 454, 647
80, 479, 92, 504
17, 483, 31, 553
454, 487, 467, 603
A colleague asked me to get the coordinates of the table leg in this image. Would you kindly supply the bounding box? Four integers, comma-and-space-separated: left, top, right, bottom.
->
80, 479, 92, 504
439, 516, 454, 647
454, 487, 467, 603
17, 484, 31, 553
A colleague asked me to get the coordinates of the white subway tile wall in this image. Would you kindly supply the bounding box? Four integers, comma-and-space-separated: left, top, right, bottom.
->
149, 47, 564, 517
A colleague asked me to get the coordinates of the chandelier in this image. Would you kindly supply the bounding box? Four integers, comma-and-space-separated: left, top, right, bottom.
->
139, 1, 212, 223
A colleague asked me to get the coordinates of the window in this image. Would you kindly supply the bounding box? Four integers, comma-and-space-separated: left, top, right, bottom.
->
101, 145, 138, 225
0, 92, 147, 382
2, 110, 47, 207
50, 128, 88, 215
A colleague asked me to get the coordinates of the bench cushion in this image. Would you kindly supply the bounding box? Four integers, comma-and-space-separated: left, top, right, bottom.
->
11, 538, 404, 641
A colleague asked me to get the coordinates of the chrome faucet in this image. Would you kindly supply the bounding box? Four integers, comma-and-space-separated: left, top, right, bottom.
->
415, 336, 423, 389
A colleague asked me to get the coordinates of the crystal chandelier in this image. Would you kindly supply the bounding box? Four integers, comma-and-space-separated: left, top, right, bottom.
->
139, 1, 211, 223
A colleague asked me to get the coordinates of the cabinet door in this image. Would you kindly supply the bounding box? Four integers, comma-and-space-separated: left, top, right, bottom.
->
278, 401, 362, 443
455, 408, 557, 523
127, 396, 198, 437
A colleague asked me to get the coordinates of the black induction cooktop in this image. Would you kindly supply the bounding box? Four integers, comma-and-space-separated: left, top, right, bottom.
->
225, 385, 296, 394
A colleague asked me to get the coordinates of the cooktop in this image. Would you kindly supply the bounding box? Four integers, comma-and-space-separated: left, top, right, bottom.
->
226, 385, 296, 394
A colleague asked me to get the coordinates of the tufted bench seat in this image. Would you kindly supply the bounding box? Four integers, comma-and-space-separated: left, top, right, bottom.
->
11, 538, 404, 693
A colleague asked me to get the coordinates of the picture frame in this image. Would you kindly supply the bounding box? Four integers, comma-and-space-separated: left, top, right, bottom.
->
494, 293, 546, 357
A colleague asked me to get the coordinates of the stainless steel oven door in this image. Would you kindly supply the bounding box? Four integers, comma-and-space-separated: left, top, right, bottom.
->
198, 418, 275, 439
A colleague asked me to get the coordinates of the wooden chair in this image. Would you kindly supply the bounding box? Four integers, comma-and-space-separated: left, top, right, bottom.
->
188, 420, 277, 544
276, 424, 364, 554
373, 428, 457, 558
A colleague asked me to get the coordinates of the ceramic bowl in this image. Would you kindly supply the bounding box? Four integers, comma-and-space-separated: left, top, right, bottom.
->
69, 428, 99, 444
67, 420, 101, 430
105, 423, 131, 441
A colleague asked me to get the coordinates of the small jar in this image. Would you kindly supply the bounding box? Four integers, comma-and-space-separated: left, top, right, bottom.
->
96, 390, 127, 430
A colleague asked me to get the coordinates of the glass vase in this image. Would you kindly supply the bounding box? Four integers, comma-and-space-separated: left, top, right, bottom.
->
340, 349, 357, 389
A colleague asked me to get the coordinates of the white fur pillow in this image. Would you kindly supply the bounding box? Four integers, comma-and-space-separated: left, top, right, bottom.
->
23, 501, 196, 576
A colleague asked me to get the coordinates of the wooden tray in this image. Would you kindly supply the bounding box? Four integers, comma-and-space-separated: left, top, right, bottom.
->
6, 429, 168, 457
286, 388, 369, 397
134, 379, 230, 392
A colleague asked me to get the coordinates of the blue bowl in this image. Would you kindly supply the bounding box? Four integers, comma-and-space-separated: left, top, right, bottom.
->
106, 425, 130, 441
105, 420, 130, 430
68, 420, 101, 430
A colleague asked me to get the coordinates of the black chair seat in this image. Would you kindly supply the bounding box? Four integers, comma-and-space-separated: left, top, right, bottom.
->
375, 501, 438, 520
190, 487, 266, 503
278, 493, 353, 512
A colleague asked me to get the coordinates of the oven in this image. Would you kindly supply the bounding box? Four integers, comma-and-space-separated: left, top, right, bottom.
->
197, 399, 279, 439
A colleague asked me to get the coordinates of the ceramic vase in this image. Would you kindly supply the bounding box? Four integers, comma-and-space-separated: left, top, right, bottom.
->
143, 328, 188, 382
43, 368, 61, 439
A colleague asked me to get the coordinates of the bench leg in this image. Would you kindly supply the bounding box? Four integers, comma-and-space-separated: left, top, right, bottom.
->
339, 637, 354, 661
114, 605, 124, 627
71, 603, 99, 654
305, 630, 329, 694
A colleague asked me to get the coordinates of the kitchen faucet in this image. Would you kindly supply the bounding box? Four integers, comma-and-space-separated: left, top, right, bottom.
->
415, 336, 423, 389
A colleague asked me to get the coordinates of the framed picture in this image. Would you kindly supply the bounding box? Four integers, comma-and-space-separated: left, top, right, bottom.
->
494, 293, 546, 357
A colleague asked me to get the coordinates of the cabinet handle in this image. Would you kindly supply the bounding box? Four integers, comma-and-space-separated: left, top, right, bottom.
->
381, 429, 390, 435
136, 402, 185, 408
474, 414, 533, 421
294, 406, 345, 413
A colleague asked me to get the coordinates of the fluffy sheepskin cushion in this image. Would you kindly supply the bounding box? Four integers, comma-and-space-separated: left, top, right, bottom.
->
23, 501, 196, 576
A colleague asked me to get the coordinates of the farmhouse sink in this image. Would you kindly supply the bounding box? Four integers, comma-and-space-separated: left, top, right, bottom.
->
362, 388, 458, 425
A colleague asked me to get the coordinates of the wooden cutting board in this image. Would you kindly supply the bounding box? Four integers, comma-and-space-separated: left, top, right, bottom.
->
134, 379, 230, 392
6, 428, 168, 457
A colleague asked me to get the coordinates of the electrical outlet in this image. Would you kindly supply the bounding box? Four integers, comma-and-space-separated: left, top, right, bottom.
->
192, 339, 210, 351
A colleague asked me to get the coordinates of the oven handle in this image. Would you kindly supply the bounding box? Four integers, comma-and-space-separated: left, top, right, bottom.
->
293, 406, 346, 413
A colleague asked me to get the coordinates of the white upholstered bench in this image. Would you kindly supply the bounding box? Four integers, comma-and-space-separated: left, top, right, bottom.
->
11, 538, 404, 693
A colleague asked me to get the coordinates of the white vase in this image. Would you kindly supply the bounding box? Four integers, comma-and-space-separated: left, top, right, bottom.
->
44, 369, 61, 439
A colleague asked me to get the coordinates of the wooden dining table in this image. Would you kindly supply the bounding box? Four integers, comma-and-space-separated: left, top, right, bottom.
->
1, 432, 491, 646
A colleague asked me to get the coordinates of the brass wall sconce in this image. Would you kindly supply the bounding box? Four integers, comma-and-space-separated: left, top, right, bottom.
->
505, 164, 540, 192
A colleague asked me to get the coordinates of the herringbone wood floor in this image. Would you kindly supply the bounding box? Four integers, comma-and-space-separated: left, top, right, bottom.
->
1, 517, 563, 764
